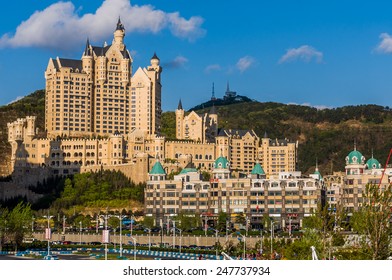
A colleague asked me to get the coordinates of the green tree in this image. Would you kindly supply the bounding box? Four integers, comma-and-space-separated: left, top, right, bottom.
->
143, 216, 154, 229
350, 184, 392, 260
3, 202, 33, 251
302, 203, 335, 257
217, 212, 228, 232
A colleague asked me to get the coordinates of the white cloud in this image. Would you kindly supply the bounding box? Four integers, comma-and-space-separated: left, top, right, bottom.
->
7, 96, 24, 105
236, 56, 255, 72
0, 0, 205, 50
162, 55, 188, 69
204, 64, 221, 73
279, 45, 323, 64
288, 102, 331, 110
375, 33, 392, 54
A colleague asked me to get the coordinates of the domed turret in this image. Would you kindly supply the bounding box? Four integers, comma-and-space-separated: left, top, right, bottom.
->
345, 149, 365, 165
212, 156, 231, 179
345, 145, 366, 175
366, 157, 381, 169
151, 52, 160, 67
214, 156, 230, 169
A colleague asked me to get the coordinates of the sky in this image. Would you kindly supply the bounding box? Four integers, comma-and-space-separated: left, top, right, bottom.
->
1, 0, 392, 111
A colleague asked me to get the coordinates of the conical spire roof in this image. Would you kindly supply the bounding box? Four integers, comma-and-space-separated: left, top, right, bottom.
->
83, 38, 91, 56
149, 160, 166, 175
251, 162, 265, 175
177, 99, 183, 110
116, 17, 125, 31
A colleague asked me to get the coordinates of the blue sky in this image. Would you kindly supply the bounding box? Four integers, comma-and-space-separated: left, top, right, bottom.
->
2, 0, 392, 111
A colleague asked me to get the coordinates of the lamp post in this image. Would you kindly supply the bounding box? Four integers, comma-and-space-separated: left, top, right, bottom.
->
130, 215, 135, 236
129, 236, 137, 260
226, 219, 229, 242
145, 227, 151, 252
178, 228, 182, 253
79, 221, 82, 245
119, 215, 123, 257
210, 228, 219, 259
270, 221, 275, 259
62, 215, 66, 235
172, 221, 176, 249
237, 232, 246, 259
260, 228, 263, 255
245, 216, 250, 236
43, 214, 54, 257
31, 216, 35, 232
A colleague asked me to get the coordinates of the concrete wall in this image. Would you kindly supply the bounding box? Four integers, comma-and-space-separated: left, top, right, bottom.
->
33, 232, 263, 247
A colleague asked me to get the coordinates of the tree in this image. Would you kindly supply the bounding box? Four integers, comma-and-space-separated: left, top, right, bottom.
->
2, 202, 33, 251
302, 202, 335, 257
217, 212, 229, 232
350, 184, 392, 260
142, 216, 154, 229
235, 212, 246, 229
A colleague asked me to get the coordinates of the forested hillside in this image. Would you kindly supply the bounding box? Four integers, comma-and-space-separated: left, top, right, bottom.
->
2, 90, 392, 177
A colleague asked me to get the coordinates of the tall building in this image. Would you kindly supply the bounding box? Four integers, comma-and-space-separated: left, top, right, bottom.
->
44, 18, 162, 138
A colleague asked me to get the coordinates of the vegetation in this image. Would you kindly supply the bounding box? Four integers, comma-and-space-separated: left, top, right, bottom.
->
350, 184, 392, 260
50, 170, 144, 211
0, 202, 33, 251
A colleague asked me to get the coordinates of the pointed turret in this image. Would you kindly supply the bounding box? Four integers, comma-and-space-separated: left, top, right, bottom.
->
116, 16, 125, 31
209, 104, 217, 115
113, 16, 125, 46
150, 52, 160, 67
83, 38, 91, 56
177, 99, 183, 110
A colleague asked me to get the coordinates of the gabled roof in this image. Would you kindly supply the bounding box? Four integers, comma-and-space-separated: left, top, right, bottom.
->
92, 45, 111, 56
217, 129, 256, 138
52, 58, 83, 71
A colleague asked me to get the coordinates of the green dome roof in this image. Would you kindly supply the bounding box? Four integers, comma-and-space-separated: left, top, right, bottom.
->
179, 168, 198, 174
345, 150, 365, 165
251, 162, 265, 175
149, 161, 166, 175
214, 156, 230, 169
366, 157, 381, 169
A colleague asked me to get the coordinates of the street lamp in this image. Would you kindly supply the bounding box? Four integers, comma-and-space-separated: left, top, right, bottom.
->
79, 221, 82, 245
177, 228, 183, 253
270, 221, 275, 259
130, 215, 135, 236
62, 215, 66, 235
237, 232, 246, 259
31, 216, 35, 232
260, 228, 263, 255
145, 227, 151, 252
172, 221, 176, 249
119, 214, 123, 257
210, 228, 219, 259
43, 214, 54, 257
245, 216, 250, 236
129, 236, 137, 260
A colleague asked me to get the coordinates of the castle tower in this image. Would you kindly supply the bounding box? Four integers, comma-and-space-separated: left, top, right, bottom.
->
82, 38, 93, 75
175, 99, 184, 139
146, 52, 162, 135
113, 17, 125, 48
208, 105, 218, 141
25, 116, 36, 139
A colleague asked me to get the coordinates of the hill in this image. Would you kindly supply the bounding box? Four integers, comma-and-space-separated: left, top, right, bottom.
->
188, 95, 253, 111
2, 90, 392, 176
162, 102, 392, 174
